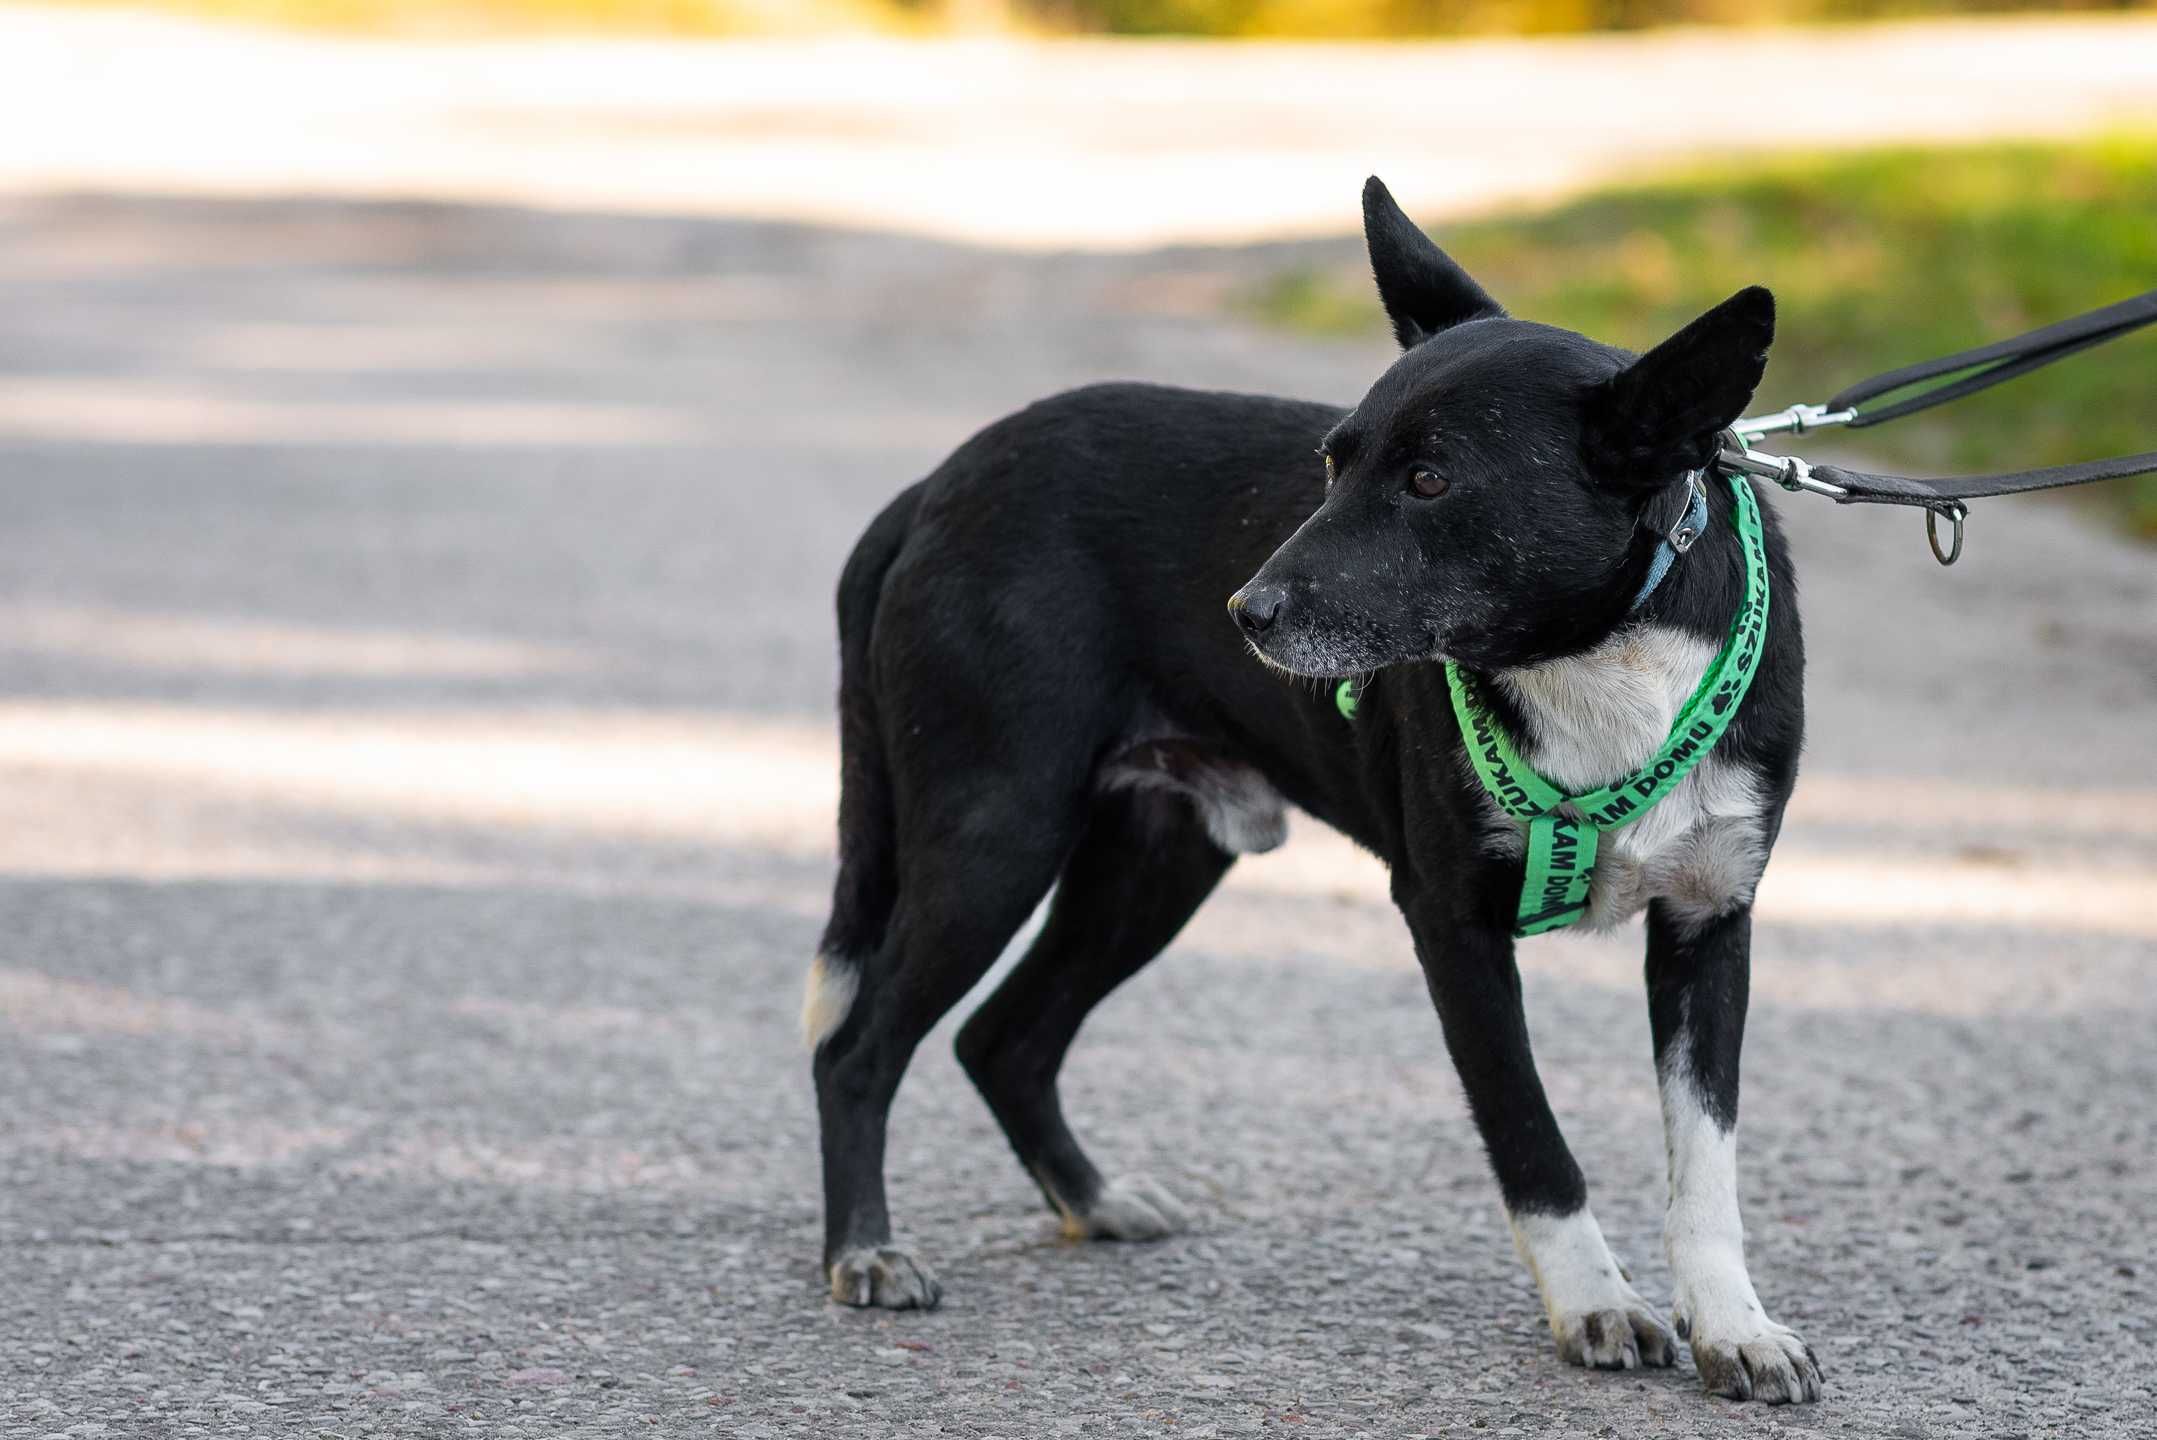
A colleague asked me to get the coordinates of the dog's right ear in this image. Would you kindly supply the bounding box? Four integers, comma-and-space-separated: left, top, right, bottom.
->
1584, 285, 1775, 483
1363, 176, 1503, 350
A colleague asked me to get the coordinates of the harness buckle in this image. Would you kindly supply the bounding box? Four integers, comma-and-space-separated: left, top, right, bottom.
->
1666, 470, 1708, 553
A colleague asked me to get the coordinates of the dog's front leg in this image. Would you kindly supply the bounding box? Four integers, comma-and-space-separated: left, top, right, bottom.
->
1400, 889, 1676, 1372
1645, 901, 1822, 1403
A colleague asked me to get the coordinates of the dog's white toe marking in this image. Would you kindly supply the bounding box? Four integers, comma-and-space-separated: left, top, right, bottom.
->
799, 951, 859, 1050
828, 1244, 941, 1310
1685, 1316, 1822, 1403
1661, 1054, 1821, 1402
1509, 1208, 1677, 1370
1064, 1173, 1190, 1242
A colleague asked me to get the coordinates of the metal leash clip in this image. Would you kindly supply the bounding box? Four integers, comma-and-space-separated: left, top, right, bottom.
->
1715, 444, 1849, 499
1720, 443, 1970, 566
1731, 403, 1859, 440
1722, 292, 2157, 571
1722, 443, 1968, 564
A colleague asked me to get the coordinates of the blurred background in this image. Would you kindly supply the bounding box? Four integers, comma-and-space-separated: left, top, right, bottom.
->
4, 2, 2154, 1435
67, 0, 2157, 38
18, 1, 2157, 525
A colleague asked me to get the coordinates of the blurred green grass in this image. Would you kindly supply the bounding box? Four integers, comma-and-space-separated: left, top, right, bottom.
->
1060, 0, 2152, 39
1243, 138, 2157, 537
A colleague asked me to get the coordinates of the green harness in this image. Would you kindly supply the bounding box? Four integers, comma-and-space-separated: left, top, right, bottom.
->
1339, 469, 1770, 938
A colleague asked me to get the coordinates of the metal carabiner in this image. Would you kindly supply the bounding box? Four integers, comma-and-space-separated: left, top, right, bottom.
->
1715, 445, 1850, 499
1731, 402, 1860, 440
1925, 502, 1967, 566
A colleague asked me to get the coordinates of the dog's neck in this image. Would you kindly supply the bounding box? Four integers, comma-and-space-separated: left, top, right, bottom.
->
1492, 481, 1739, 791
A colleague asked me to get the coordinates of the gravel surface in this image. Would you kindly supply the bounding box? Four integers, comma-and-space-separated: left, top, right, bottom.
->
2, 195, 2153, 1437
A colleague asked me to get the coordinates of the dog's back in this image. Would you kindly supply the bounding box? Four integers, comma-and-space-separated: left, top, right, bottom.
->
811, 378, 1338, 980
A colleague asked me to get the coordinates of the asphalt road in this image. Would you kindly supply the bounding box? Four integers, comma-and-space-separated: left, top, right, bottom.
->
2, 194, 2154, 1438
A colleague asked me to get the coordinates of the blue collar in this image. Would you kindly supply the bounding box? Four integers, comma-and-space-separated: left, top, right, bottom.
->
1630, 469, 1710, 612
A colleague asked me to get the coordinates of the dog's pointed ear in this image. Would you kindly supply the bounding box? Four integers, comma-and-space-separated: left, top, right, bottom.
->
1585, 286, 1775, 484
1363, 176, 1502, 350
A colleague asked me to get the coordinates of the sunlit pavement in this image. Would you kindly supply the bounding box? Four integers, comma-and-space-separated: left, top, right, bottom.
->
5, 8, 2157, 246
2, 59, 2155, 1440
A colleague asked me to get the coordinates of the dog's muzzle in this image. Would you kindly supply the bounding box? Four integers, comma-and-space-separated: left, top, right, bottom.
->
1227, 581, 1288, 636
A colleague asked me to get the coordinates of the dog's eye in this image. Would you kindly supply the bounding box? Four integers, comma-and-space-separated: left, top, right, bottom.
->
1321, 452, 1337, 488
1409, 468, 1450, 499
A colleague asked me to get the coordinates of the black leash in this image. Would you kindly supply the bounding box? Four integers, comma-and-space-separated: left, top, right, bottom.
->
1722, 287, 2157, 564
1828, 288, 2157, 427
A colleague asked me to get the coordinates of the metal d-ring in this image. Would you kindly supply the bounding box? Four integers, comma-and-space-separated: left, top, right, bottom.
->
1926, 502, 1967, 566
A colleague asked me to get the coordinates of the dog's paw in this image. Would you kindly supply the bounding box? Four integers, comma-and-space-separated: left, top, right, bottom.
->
1682, 1313, 1822, 1404
1065, 1174, 1190, 1242
827, 1245, 941, 1310
1512, 1210, 1676, 1372
1551, 1300, 1679, 1371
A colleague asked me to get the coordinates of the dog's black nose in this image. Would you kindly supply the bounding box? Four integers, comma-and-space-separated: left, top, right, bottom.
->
1229, 583, 1287, 636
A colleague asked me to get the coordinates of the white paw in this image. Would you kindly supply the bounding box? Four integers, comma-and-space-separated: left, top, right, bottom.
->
1511, 1208, 1676, 1371
1680, 1309, 1822, 1403
828, 1244, 941, 1309
1066, 1174, 1190, 1241
1552, 1294, 1679, 1371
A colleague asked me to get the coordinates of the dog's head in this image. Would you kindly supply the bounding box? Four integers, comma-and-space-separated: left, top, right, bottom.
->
1230, 177, 1775, 677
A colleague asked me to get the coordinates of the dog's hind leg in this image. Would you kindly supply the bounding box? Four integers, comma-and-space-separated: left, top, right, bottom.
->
813, 780, 1080, 1311
956, 785, 1233, 1241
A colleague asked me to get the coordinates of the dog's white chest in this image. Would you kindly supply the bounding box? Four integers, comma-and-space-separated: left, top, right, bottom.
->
1478, 626, 1767, 932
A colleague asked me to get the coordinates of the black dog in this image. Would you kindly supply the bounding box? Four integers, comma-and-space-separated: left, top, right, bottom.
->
804, 178, 1821, 1405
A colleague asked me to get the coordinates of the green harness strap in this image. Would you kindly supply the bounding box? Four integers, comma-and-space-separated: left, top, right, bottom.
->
1445, 470, 1770, 936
